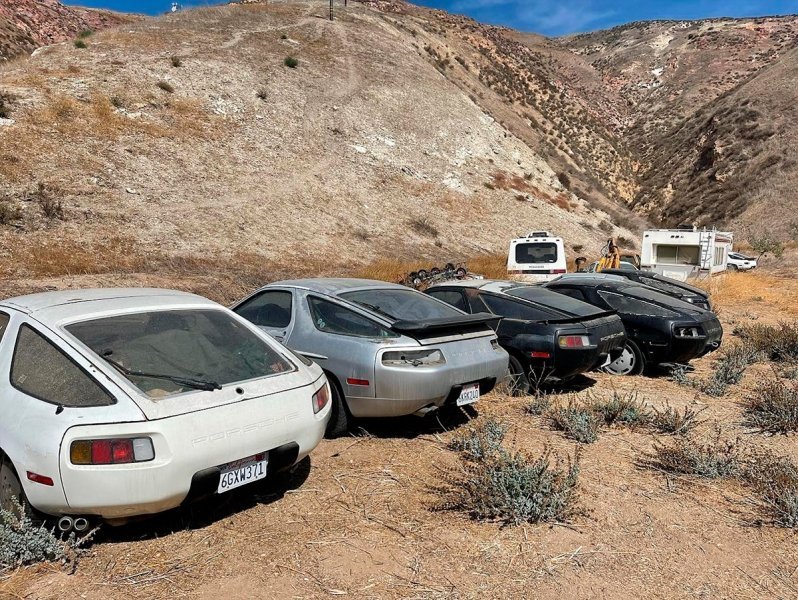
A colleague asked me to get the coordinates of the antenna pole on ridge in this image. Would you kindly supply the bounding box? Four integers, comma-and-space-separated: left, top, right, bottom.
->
330, 0, 334, 20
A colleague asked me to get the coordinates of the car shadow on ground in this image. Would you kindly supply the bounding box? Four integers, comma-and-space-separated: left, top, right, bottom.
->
93, 456, 313, 543
352, 405, 478, 440
533, 374, 598, 395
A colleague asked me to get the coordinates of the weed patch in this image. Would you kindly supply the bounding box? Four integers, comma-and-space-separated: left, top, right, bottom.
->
743, 376, 798, 434
548, 401, 600, 443
742, 453, 798, 528
407, 217, 439, 238
449, 419, 507, 461
646, 428, 742, 478
650, 403, 705, 435
734, 322, 798, 363
588, 390, 650, 428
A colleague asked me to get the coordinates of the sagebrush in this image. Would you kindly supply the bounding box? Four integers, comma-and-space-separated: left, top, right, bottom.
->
743, 376, 798, 434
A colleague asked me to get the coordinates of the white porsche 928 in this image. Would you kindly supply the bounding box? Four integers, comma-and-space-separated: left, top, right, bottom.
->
0, 289, 330, 530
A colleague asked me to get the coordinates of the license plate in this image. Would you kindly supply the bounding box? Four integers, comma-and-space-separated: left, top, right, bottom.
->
457, 383, 480, 406
217, 453, 268, 494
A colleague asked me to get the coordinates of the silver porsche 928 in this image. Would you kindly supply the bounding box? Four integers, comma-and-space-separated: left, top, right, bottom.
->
232, 279, 509, 436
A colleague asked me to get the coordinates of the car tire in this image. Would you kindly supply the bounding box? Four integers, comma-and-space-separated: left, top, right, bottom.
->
325, 377, 351, 438
729, 264, 739, 271
504, 355, 530, 396
0, 454, 30, 519
602, 340, 645, 376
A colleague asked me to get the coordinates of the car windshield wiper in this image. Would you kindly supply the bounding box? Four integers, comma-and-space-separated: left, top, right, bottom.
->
100, 350, 222, 392
356, 302, 397, 320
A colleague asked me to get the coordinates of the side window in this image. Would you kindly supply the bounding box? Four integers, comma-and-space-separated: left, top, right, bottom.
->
0, 312, 9, 342
480, 294, 554, 320
427, 290, 469, 313
234, 290, 293, 328
552, 287, 587, 302
11, 325, 114, 407
307, 297, 396, 338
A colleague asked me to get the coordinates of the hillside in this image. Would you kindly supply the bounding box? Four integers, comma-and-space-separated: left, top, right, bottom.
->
0, 0, 637, 298
563, 16, 798, 230
0, 0, 137, 61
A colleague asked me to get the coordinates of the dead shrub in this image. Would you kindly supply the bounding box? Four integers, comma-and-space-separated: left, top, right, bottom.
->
645, 427, 742, 478
0, 201, 22, 225
0, 91, 14, 119
31, 184, 64, 220
170, 56, 182, 67
156, 81, 175, 94
743, 376, 798, 434
742, 452, 798, 528
650, 403, 705, 435
587, 390, 650, 428
407, 217, 439, 238
734, 322, 798, 363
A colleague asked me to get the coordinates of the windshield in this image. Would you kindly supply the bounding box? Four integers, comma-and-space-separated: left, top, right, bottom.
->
514, 242, 558, 264
505, 286, 605, 317
625, 286, 703, 313
66, 309, 294, 399
341, 289, 463, 321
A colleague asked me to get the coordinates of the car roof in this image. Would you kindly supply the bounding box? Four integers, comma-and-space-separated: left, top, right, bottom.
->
1, 288, 216, 324
267, 278, 409, 296
550, 273, 629, 283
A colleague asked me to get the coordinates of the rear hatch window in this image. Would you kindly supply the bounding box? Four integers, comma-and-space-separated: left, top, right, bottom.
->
66, 309, 294, 399
514, 242, 558, 264
505, 286, 605, 317
341, 289, 463, 321
623, 286, 704, 314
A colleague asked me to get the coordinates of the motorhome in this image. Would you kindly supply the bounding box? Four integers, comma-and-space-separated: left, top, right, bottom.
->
507, 232, 567, 282
640, 228, 733, 281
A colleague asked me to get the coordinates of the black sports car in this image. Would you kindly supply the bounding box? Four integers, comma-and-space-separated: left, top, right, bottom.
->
598, 270, 712, 310
543, 276, 723, 375
426, 280, 627, 393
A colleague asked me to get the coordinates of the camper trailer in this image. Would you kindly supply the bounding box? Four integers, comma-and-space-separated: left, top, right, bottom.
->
640, 228, 733, 281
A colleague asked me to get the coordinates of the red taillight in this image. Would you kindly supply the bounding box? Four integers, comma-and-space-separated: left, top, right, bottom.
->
552, 269, 567, 274
312, 384, 330, 414
26, 472, 54, 487
71, 438, 154, 465
91, 440, 113, 464
530, 351, 551, 359
558, 335, 592, 348
346, 378, 370, 386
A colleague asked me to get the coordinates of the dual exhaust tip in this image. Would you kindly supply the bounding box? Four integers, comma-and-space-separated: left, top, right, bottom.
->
57, 515, 90, 533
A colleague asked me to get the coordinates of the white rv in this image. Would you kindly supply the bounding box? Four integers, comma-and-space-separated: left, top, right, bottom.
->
507, 231, 567, 282
640, 228, 733, 281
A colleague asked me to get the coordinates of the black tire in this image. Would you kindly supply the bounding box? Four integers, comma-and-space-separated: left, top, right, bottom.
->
504, 355, 530, 396
324, 376, 351, 438
0, 454, 29, 519
728, 264, 739, 271
455, 267, 467, 279
430, 267, 441, 276
417, 269, 428, 280
602, 340, 645, 376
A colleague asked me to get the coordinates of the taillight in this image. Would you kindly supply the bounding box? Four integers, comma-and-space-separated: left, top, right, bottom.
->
313, 383, 330, 414
530, 351, 551, 359
551, 269, 566, 274
70, 438, 154, 465
674, 326, 703, 338
558, 335, 593, 348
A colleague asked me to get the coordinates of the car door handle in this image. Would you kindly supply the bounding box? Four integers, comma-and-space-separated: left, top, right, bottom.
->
298, 351, 327, 360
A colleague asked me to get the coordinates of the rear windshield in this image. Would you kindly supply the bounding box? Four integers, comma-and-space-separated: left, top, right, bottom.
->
66, 309, 294, 399
625, 286, 702, 313
514, 242, 559, 264
506, 286, 605, 317
341, 289, 462, 321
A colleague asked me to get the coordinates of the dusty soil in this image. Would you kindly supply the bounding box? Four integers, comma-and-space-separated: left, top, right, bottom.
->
0, 264, 796, 600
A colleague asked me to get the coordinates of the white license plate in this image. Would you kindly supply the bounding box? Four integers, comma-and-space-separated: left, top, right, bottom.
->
457, 383, 480, 406
217, 454, 268, 494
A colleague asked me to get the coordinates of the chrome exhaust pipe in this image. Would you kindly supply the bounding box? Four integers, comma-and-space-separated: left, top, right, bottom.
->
73, 517, 89, 532
57, 516, 74, 533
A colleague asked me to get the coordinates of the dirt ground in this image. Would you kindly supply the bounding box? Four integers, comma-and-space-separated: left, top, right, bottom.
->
0, 256, 796, 600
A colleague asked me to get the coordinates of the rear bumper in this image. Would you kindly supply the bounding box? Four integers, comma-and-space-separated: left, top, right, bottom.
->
348, 340, 508, 417
55, 382, 329, 519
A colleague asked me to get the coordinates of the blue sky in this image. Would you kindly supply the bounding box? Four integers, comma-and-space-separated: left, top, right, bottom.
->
66, 0, 798, 35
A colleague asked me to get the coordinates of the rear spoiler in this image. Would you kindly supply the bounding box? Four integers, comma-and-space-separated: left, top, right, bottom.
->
390, 312, 501, 335
538, 310, 617, 325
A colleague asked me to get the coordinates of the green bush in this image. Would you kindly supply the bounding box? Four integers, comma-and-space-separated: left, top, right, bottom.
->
170, 56, 182, 67
0, 500, 91, 570
73, 40, 87, 49
524, 393, 552, 416
284, 56, 299, 68
588, 391, 650, 428
548, 401, 600, 443
441, 448, 581, 525
449, 419, 506, 461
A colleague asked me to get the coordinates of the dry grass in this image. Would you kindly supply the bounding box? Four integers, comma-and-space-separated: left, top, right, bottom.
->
702, 271, 798, 317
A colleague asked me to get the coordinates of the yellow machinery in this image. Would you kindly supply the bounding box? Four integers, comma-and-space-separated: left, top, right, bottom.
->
595, 238, 621, 272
